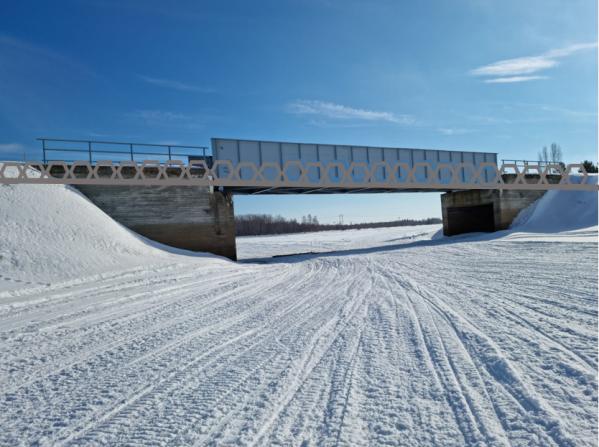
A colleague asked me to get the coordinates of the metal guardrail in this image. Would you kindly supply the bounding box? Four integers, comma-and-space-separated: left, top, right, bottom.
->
38, 138, 211, 165
501, 159, 551, 169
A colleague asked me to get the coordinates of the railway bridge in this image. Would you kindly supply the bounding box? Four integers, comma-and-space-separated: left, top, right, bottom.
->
2, 137, 583, 260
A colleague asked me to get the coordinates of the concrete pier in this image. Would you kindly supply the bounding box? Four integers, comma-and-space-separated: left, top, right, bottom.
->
64, 166, 238, 260
441, 174, 561, 236
75, 184, 237, 260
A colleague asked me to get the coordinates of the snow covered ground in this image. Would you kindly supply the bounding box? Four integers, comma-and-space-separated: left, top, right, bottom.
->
237, 224, 443, 260
0, 166, 597, 446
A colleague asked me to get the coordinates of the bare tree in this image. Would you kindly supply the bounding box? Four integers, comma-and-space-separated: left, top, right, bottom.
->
538, 146, 550, 166
550, 143, 563, 165
539, 143, 563, 173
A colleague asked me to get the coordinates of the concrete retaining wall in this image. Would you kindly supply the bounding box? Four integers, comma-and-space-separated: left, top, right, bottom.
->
74, 185, 237, 260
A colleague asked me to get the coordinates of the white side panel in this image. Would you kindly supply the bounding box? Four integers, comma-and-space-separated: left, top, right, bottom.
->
398, 149, 413, 179
318, 145, 337, 178
451, 152, 463, 182
383, 148, 399, 181
438, 151, 452, 182
281, 143, 301, 179
368, 147, 385, 180
484, 153, 497, 183
260, 142, 281, 180
462, 152, 475, 183
238, 140, 260, 180
213, 139, 239, 179
351, 146, 368, 179
425, 150, 439, 180
383, 148, 399, 162
413, 149, 426, 179
211, 138, 497, 186
474, 152, 485, 183
336, 146, 351, 179
300, 144, 319, 180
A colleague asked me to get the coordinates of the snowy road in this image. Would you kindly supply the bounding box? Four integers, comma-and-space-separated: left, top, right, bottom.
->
1, 236, 597, 446
0, 172, 597, 446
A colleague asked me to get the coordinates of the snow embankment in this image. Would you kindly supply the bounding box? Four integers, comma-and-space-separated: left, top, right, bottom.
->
506, 174, 598, 242
0, 165, 225, 292
511, 174, 598, 232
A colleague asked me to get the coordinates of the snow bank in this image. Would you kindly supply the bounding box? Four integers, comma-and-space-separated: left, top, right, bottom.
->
510, 174, 598, 233
0, 164, 225, 290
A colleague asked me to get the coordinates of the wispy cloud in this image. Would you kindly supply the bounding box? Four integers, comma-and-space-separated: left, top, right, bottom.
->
472, 57, 557, 76
493, 102, 598, 118
468, 115, 512, 124
484, 76, 547, 83
438, 128, 473, 135
471, 42, 598, 82
139, 76, 213, 93
0, 34, 103, 81
0, 143, 25, 153
126, 110, 211, 129
286, 100, 417, 125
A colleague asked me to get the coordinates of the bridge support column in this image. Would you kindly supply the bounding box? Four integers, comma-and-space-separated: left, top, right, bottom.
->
440, 174, 560, 236
74, 185, 237, 260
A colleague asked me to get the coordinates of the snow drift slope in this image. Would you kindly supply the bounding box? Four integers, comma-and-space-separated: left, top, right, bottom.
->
0, 166, 597, 447
0, 165, 227, 294
511, 174, 598, 233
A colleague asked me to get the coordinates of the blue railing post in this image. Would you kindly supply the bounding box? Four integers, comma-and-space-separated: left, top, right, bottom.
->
130, 144, 134, 161
88, 142, 92, 164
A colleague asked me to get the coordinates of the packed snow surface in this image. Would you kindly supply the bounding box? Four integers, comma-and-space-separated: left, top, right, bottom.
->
0, 167, 597, 446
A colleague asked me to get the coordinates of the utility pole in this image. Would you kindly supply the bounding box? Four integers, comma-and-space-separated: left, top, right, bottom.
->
339, 214, 344, 225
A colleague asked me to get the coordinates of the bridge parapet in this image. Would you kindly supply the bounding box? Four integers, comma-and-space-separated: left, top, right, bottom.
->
2, 161, 594, 194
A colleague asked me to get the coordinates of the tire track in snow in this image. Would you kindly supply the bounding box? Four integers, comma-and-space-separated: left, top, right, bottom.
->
0, 266, 297, 444
0, 267, 286, 396
402, 272, 583, 447
45, 260, 346, 446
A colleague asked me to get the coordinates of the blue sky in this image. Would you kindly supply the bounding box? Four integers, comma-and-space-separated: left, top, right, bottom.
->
1, 0, 597, 223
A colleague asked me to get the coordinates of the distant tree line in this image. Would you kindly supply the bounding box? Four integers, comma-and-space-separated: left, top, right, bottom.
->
235, 214, 442, 237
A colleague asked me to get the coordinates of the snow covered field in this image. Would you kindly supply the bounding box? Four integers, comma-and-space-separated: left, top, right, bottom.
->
0, 167, 597, 446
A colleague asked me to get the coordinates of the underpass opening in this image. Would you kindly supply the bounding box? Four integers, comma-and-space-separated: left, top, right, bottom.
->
446, 204, 495, 236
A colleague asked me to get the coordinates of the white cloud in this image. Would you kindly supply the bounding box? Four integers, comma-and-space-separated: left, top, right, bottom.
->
438, 128, 472, 135
286, 100, 417, 125
484, 76, 547, 83
471, 42, 598, 81
0, 143, 25, 153
544, 43, 599, 58
471, 57, 558, 76
139, 76, 214, 93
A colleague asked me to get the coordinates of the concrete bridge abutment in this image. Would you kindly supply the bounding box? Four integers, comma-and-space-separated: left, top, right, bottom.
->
441, 174, 561, 236
74, 182, 237, 261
